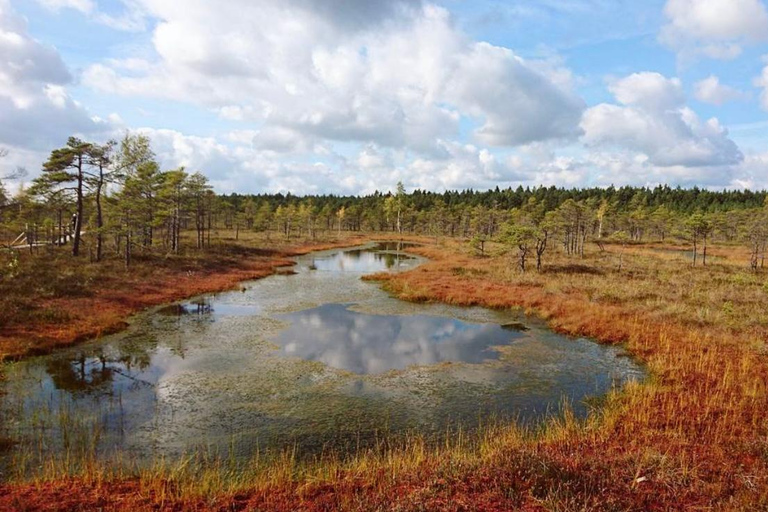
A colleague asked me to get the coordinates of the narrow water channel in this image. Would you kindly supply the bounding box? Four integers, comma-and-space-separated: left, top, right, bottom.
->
0, 242, 644, 475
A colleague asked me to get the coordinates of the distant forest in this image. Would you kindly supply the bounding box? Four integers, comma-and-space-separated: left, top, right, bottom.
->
3, 134, 767, 271
223, 185, 768, 215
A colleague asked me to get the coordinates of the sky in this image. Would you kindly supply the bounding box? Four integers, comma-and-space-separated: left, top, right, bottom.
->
2, 0, 768, 195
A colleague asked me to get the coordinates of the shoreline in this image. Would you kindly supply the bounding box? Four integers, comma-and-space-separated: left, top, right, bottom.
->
0, 236, 381, 363
1, 236, 766, 510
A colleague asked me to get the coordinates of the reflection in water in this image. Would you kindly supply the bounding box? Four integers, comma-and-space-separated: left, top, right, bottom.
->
372, 241, 419, 251
46, 354, 116, 394
276, 304, 518, 374
501, 322, 529, 332
309, 242, 414, 273
0, 243, 645, 471
157, 302, 211, 316
44, 342, 158, 396
157, 299, 261, 318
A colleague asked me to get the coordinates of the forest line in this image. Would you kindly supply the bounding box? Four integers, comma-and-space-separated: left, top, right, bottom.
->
1, 134, 767, 271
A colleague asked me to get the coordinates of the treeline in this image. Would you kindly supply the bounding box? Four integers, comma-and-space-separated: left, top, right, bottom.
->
0, 134, 766, 272
1, 135, 214, 266
224, 185, 767, 216
219, 186, 767, 272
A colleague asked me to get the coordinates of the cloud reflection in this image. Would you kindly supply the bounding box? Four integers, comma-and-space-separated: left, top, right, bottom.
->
275, 303, 522, 374
309, 246, 413, 273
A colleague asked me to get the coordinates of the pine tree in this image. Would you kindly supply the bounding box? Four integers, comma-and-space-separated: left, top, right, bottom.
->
36, 138, 98, 256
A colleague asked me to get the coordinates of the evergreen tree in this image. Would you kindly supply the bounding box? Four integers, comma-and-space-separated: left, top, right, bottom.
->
36, 138, 99, 256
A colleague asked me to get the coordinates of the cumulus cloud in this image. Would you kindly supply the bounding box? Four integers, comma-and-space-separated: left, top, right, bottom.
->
0, 0, 111, 152
113, 123, 754, 195
582, 72, 743, 169
9, 0, 759, 194
397, 141, 522, 191
35, 0, 147, 31
134, 127, 354, 194
87, 67, 750, 194
694, 75, 749, 105
660, 0, 768, 60
733, 151, 768, 189
755, 61, 768, 111
608, 72, 684, 111
0, 2, 70, 89
134, 126, 563, 195
82, 1, 583, 153
445, 43, 584, 146
136, 128, 238, 179
290, 0, 424, 31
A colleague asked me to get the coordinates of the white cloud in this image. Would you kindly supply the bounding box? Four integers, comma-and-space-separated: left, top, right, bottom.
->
133, 127, 352, 195
130, 127, 551, 195
9, 0, 760, 194
396, 140, 523, 191
445, 42, 584, 146
755, 62, 768, 111
660, 0, 768, 60
0, 0, 111, 152
0, 2, 71, 88
733, 151, 768, 189
35, 0, 147, 31
608, 72, 684, 111
694, 75, 749, 105
582, 72, 743, 168
82, 1, 583, 154
92, 120, 756, 195
137, 128, 236, 177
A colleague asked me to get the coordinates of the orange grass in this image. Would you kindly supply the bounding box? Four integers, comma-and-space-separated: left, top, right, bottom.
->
1, 236, 768, 510
0, 232, 369, 361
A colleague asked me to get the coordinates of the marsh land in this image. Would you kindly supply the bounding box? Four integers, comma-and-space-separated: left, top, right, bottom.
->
1, 226, 766, 511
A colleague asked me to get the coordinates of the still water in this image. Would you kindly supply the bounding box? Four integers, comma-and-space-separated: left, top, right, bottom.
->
0, 242, 644, 472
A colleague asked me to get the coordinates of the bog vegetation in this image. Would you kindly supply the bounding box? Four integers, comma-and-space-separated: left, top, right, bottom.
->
1, 135, 768, 510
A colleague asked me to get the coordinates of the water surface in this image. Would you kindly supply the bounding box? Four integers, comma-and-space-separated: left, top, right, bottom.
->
275, 303, 516, 374
0, 242, 644, 474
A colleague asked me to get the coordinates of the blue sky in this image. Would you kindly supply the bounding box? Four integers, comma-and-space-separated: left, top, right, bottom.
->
2, 0, 768, 194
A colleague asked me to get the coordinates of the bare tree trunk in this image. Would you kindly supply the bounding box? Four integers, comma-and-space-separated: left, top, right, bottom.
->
536, 233, 548, 272
26, 223, 32, 254
175, 202, 180, 253
692, 234, 698, 267
95, 164, 104, 261
125, 230, 131, 268
73, 155, 84, 257
518, 246, 528, 273
207, 203, 212, 248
